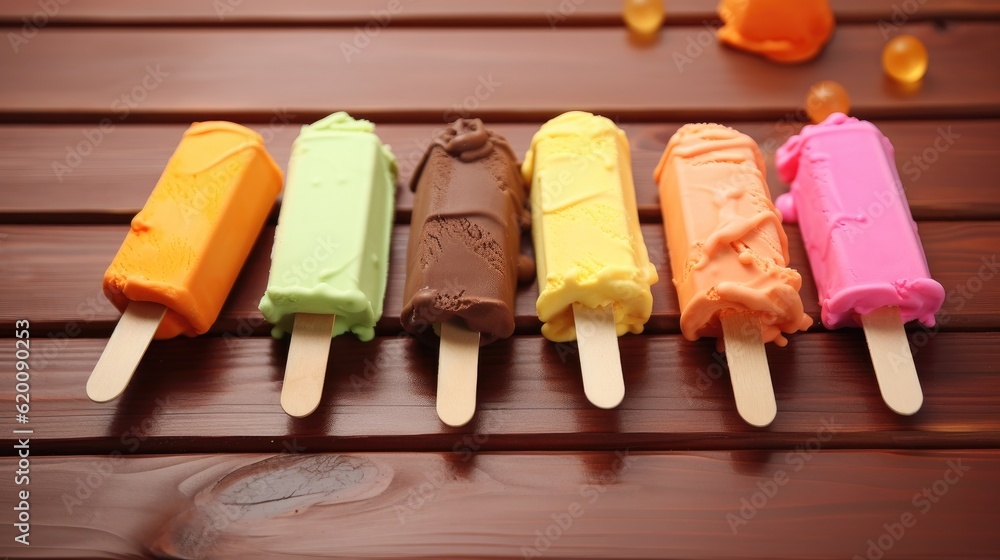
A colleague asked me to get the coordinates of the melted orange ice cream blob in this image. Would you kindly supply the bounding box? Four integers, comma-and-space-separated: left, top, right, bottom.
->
717, 0, 835, 63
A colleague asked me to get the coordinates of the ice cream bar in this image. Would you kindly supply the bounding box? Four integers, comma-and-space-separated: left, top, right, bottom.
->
401, 118, 531, 346
776, 113, 944, 415
717, 0, 834, 63
524, 112, 657, 342
104, 122, 283, 338
260, 112, 397, 342
90, 122, 283, 402
655, 123, 811, 426
258, 112, 397, 417
776, 113, 944, 329
655, 123, 812, 347
402, 118, 532, 427
523, 111, 658, 409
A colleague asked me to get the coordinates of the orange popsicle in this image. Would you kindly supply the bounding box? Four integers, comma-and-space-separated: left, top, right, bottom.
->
717, 0, 834, 63
655, 123, 811, 426
90, 122, 283, 401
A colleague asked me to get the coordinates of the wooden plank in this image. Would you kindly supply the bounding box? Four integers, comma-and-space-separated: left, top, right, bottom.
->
2, 120, 995, 223
1, 221, 996, 337
1, 332, 997, 454
0, 0, 996, 27
0, 450, 996, 558
2, 24, 999, 123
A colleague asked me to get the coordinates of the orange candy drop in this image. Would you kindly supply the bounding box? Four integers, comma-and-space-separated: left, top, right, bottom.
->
624, 0, 665, 35
805, 81, 850, 124
883, 34, 928, 83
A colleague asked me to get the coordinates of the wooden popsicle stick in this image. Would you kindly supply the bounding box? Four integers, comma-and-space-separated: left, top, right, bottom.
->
437, 320, 481, 427
572, 303, 625, 409
280, 313, 335, 418
721, 312, 777, 427
86, 300, 167, 403
861, 306, 923, 416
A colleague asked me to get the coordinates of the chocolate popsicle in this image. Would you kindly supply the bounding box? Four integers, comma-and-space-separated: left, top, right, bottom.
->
401, 118, 532, 426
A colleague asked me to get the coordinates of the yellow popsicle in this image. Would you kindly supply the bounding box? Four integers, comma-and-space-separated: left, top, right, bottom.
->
523, 111, 658, 342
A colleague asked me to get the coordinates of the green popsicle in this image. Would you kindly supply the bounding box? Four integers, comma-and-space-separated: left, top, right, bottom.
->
260, 112, 397, 342
259, 112, 396, 417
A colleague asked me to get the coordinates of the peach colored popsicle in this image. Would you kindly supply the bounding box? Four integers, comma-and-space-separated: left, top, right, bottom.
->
655, 123, 812, 348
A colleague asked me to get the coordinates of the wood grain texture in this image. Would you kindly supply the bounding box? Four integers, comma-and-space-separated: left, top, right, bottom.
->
2, 221, 996, 337
2, 24, 999, 123
3, 120, 996, 223
1, 0, 997, 26
0, 450, 996, 558
1, 333, 997, 454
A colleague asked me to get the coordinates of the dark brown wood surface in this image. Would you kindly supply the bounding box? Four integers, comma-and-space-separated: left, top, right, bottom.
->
1, 2, 998, 558
0, 450, 996, 559
2, 23, 999, 123
1, 0, 998, 26
1, 332, 998, 455
3, 120, 998, 222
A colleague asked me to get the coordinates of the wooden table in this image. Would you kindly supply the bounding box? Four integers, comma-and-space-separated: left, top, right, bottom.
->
1, 1, 999, 558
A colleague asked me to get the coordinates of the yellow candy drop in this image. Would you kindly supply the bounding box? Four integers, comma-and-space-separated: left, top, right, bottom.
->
624, 0, 665, 35
805, 80, 850, 123
883, 34, 928, 83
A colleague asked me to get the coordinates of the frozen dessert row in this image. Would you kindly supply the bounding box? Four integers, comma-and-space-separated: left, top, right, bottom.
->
86, 111, 943, 427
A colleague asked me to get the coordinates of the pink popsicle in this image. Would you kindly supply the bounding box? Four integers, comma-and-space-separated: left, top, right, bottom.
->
775, 113, 944, 415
